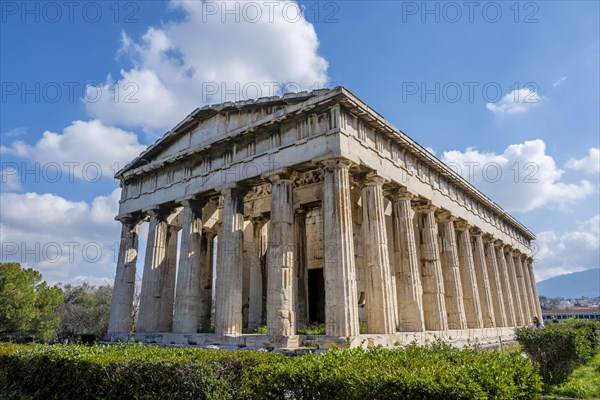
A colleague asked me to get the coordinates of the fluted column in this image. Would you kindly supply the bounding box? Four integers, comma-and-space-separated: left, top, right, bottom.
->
389, 189, 425, 332
484, 236, 507, 327
157, 224, 178, 332
137, 209, 169, 333
514, 253, 532, 324
295, 209, 309, 328
248, 216, 267, 330
361, 173, 396, 334
505, 248, 524, 326
173, 200, 205, 333
471, 229, 495, 327
454, 221, 483, 329
416, 204, 448, 331
519, 254, 535, 322
437, 211, 467, 330
322, 159, 359, 337
495, 242, 516, 327
108, 216, 140, 335
266, 172, 296, 338
214, 187, 246, 336
198, 231, 215, 331
526, 257, 543, 321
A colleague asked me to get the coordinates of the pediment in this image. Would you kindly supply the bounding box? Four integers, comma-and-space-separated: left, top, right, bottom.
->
117, 88, 342, 177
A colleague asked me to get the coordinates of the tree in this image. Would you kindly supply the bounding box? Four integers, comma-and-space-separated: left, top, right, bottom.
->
56, 282, 112, 342
0, 263, 63, 341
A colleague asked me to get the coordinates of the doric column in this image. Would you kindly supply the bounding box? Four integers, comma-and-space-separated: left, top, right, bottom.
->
415, 204, 448, 331
437, 211, 467, 330
495, 242, 516, 327
526, 257, 543, 320
361, 173, 396, 334
454, 221, 483, 329
295, 209, 309, 328
322, 159, 359, 337
504, 248, 524, 326
214, 187, 246, 336
198, 231, 215, 331
173, 200, 205, 333
514, 253, 532, 324
389, 189, 425, 332
483, 236, 507, 327
137, 208, 169, 333
519, 254, 535, 322
108, 216, 140, 335
248, 216, 267, 330
470, 229, 495, 327
266, 171, 296, 338
157, 224, 178, 332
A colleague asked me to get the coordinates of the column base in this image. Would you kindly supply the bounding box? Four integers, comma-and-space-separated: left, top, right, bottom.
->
103, 327, 516, 351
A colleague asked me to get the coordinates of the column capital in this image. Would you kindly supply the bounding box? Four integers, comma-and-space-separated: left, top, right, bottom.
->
218, 183, 249, 198
261, 167, 298, 183
469, 226, 483, 236
115, 213, 142, 226
503, 244, 515, 254
142, 205, 174, 219
317, 157, 354, 170
414, 203, 437, 214
453, 219, 471, 231
435, 209, 456, 223
356, 171, 388, 188
384, 186, 414, 201
493, 239, 505, 248
482, 233, 496, 244
178, 197, 208, 210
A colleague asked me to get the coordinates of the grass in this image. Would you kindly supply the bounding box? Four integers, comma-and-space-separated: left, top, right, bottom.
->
543, 352, 600, 400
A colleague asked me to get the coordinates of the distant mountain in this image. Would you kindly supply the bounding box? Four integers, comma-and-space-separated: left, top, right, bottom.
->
537, 268, 600, 299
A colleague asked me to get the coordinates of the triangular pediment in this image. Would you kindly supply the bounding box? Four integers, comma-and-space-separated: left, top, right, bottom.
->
116, 88, 343, 177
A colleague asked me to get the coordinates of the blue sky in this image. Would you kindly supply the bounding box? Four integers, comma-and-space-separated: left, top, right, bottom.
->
1, 0, 598, 286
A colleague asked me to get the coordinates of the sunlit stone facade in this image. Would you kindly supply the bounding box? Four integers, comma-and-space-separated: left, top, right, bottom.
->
107, 87, 541, 348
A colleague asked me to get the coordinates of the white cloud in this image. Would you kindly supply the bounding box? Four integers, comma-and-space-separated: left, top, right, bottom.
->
85, 0, 330, 134
534, 214, 599, 281
0, 189, 122, 284
552, 76, 567, 88
486, 88, 540, 115
565, 148, 600, 174
1, 119, 147, 181
442, 139, 594, 212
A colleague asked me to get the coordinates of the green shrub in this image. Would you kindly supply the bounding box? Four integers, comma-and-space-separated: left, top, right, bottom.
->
515, 318, 600, 384
0, 341, 542, 400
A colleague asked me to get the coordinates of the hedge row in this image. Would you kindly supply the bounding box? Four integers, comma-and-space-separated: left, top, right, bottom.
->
1, 341, 542, 400
515, 318, 600, 384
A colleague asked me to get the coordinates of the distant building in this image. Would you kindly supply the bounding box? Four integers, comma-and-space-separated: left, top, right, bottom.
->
542, 308, 600, 323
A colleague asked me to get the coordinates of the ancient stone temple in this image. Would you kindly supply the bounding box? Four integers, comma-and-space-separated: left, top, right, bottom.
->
107, 87, 542, 349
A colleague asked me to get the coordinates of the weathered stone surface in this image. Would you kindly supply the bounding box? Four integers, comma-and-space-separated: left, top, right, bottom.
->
214, 187, 245, 336
361, 174, 396, 334
504, 249, 524, 326
416, 205, 448, 331
266, 172, 296, 339
454, 221, 483, 329
107, 218, 140, 335
389, 189, 425, 332
173, 201, 204, 333
137, 210, 169, 333
483, 237, 507, 327
471, 231, 496, 328
437, 212, 467, 330
322, 159, 359, 337
495, 243, 516, 327
109, 88, 539, 348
